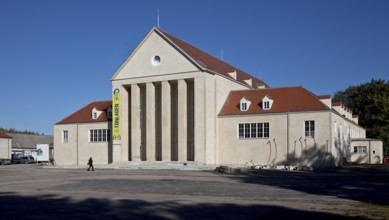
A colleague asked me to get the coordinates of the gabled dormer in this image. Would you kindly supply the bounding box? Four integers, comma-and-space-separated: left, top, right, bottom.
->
262, 95, 273, 110
240, 97, 251, 111
92, 107, 103, 120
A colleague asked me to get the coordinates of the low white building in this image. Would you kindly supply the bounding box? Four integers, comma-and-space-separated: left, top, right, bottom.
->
53, 27, 383, 167
54, 101, 112, 165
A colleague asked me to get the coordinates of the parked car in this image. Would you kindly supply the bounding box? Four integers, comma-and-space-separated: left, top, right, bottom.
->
11, 154, 21, 164
20, 156, 35, 164
0, 158, 11, 165
384, 156, 389, 163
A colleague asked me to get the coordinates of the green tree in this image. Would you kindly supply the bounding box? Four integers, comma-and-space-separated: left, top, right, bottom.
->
333, 79, 389, 155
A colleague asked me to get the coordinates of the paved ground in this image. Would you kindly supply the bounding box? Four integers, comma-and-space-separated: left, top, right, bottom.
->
0, 164, 388, 219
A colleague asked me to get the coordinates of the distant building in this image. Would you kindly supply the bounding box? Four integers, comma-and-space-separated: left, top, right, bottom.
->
0, 130, 12, 159
9, 133, 53, 159
54, 27, 383, 167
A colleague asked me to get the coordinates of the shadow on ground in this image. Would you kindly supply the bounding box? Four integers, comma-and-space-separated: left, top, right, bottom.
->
0, 192, 367, 220
224, 165, 389, 206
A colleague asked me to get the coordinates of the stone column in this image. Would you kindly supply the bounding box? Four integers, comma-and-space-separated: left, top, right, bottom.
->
177, 79, 187, 161
161, 81, 171, 161
146, 82, 156, 161
194, 77, 206, 164
120, 86, 129, 161
131, 84, 141, 161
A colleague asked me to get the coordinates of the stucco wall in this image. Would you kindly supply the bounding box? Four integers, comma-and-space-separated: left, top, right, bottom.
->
218, 111, 334, 168
350, 140, 383, 164
54, 122, 112, 165
331, 112, 366, 166
0, 138, 12, 159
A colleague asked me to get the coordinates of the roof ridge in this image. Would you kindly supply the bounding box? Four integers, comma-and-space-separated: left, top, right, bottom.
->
156, 28, 269, 88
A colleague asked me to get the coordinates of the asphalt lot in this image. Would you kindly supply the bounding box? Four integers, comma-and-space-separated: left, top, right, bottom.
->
0, 164, 388, 219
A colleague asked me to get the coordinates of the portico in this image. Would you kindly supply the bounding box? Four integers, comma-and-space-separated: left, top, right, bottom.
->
113, 77, 202, 163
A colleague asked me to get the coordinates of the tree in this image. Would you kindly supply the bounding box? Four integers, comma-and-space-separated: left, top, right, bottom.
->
333, 79, 389, 155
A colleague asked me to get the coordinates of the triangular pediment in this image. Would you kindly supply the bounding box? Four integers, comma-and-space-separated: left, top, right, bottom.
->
112, 28, 200, 80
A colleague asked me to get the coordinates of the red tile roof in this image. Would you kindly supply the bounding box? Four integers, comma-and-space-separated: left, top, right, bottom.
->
0, 129, 12, 139
219, 86, 330, 116
57, 101, 112, 124
157, 28, 269, 89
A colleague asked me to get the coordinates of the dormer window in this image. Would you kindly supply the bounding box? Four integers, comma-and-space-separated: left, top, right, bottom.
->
92, 107, 102, 120
263, 101, 270, 110
262, 95, 273, 110
240, 97, 251, 111
241, 102, 248, 111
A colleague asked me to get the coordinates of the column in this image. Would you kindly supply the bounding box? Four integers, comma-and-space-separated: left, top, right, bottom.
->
146, 82, 156, 161
120, 86, 129, 161
194, 77, 206, 164
131, 84, 141, 161
161, 81, 171, 161
177, 79, 187, 161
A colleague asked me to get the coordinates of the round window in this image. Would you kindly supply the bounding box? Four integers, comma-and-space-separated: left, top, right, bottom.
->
151, 55, 161, 66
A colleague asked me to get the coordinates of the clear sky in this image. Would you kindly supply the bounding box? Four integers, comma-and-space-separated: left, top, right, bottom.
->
0, 0, 388, 135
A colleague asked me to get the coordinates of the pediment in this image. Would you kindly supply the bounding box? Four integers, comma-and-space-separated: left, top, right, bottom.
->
112, 29, 199, 80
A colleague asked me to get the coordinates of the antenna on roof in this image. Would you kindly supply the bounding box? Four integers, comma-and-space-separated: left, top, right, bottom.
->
157, 10, 160, 28
221, 48, 224, 60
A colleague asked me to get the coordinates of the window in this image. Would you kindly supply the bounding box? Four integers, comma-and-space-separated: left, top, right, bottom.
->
353, 146, 367, 154
89, 129, 111, 142
305, 120, 315, 138
62, 130, 68, 143
151, 55, 161, 66
241, 102, 248, 111
93, 112, 98, 119
263, 101, 270, 110
238, 122, 269, 139
262, 96, 273, 110
240, 97, 251, 111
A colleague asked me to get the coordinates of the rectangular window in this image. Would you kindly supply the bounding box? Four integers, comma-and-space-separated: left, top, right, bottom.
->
62, 130, 68, 143
237, 122, 270, 139
89, 129, 111, 143
305, 120, 315, 138
354, 146, 367, 154
241, 102, 247, 111
263, 101, 270, 110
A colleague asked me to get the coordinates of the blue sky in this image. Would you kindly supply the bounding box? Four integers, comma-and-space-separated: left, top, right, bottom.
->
0, 0, 388, 135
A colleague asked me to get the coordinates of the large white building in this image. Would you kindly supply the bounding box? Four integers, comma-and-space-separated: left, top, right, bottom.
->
54, 27, 383, 167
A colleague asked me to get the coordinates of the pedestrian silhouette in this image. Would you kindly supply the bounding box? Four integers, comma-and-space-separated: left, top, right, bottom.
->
87, 157, 94, 171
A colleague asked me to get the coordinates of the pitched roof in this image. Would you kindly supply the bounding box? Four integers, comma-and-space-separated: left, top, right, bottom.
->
0, 129, 12, 139
57, 100, 112, 124
156, 28, 269, 88
8, 133, 53, 149
219, 86, 330, 116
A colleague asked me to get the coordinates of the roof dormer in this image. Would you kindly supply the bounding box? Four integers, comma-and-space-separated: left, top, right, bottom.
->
240, 97, 251, 111
92, 107, 103, 120
262, 95, 273, 110
228, 70, 237, 80
244, 78, 252, 87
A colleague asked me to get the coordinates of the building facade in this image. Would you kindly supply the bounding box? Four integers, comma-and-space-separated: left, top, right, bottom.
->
54, 101, 112, 165
0, 130, 12, 159
54, 27, 382, 167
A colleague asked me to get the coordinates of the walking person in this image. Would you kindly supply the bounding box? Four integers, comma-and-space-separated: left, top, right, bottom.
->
87, 157, 95, 171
